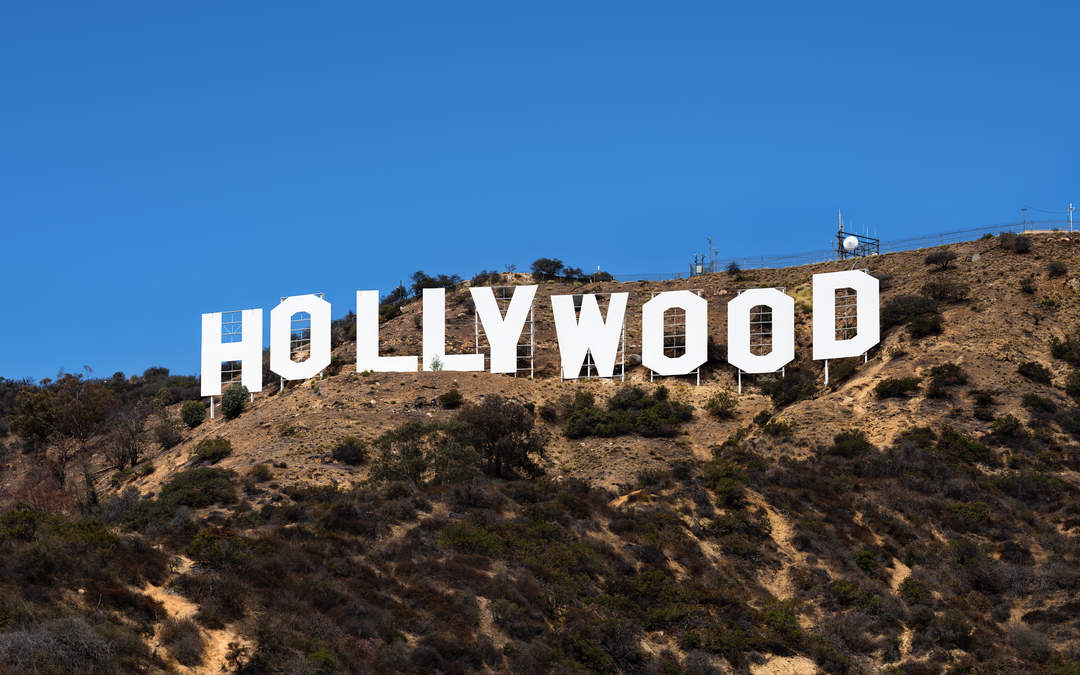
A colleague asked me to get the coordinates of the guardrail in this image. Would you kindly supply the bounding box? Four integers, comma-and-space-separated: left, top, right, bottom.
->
613, 219, 1073, 280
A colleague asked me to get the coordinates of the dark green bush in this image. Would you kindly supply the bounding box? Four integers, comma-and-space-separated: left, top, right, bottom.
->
160, 467, 237, 508
1051, 335, 1080, 365
908, 312, 943, 339
827, 429, 875, 458
181, 401, 206, 429
937, 427, 990, 464
1017, 361, 1052, 384
564, 386, 692, 439
195, 437, 232, 464
221, 384, 247, 420
1021, 393, 1056, 414
1046, 261, 1067, 277
759, 368, 817, 407
331, 437, 368, 465
1020, 275, 1037, 294
1065, 371, 1080, 400
928, 363, 967, 398
438, 389, 464, 409
881, 295, 938, 330
875, 377, 921, 398
991, 414, 1024, 437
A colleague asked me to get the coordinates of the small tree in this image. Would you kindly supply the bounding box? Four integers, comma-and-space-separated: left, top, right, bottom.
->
726, 261, 741, 275
221, 384, 248, 420
181, 401, 206, 429
448, 396, 546, 478
530, 258, 564, 281
925, 250, 957, 271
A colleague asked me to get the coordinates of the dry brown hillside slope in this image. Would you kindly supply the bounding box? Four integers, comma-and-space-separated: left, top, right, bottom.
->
2, 231, 1080, 674
110, 230, 1080, 497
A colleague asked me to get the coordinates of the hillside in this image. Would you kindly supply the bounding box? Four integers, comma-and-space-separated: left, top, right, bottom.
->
1, 231, 1079, 674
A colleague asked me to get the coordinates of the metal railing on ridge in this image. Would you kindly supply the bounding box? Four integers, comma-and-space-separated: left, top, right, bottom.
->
612, 219, 1073, 281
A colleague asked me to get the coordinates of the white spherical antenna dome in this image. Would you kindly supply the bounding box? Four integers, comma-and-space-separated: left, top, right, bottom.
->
843, 235, 859, 252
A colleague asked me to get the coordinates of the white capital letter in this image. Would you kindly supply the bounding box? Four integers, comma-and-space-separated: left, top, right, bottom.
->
471, 285, 537, 373
812, 271, 880, 360
270, 294, 331, 381
356, 290, 418, 372
642, 291, 708, 376
551, 293, 628, 379
422, 288, 484, 371
201, 309, 263, 396
727, 288, 794, 374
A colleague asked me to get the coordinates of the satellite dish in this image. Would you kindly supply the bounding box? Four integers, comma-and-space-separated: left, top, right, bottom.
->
843, 235, 859, 252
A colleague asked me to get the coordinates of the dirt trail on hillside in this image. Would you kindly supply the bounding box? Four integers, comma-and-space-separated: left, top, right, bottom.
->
141, 555, 248, 674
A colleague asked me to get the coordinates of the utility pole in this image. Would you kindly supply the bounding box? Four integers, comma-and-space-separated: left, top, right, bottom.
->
1069, 203, 1074, 233
1022, 207, 1027, 231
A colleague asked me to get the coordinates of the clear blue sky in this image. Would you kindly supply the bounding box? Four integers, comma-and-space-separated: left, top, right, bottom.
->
3, 2, 1077, 382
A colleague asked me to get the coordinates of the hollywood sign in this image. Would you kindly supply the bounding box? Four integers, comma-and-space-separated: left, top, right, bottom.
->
200, 270, 878, 396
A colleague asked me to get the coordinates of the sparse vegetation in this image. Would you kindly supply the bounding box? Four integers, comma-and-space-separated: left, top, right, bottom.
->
1046, 260, 1068, 277
2, 247, 1079, 673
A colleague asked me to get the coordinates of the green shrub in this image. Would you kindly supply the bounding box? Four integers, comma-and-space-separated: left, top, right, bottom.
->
181, 401, 207, 429
1066, 371, 1080, 400
538, 402, 558, 422
928, 363, 967, 398
898, 575, 931, 605
703, 459, 745, 508
937, 427, 990, 463
195, 437, 232, 464
1020, 275, 1037, 294
1046, 261, 1068, 277
221, 384, 248, 420
908, 312, 943, 339
704, 391, 738, 419
1000, 232, 1031, 253
154, 420, 182, 449
1021, 393, 1056, 414
1017, 361, 1052, 384
875, 377, 920, 398
920, 278, 969, 303
1051, 335, 1080, 365
439, 520, 504, 556
331, 436, 368, 465
827, 429, 875, 458
759, 368, 817, 407
160, 468, 237, 507
437, 389, 464, 409
761, 418, 791, 436
564, 386, 692, 439
991, 414, 1024, 437
881, 295, 938, 329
